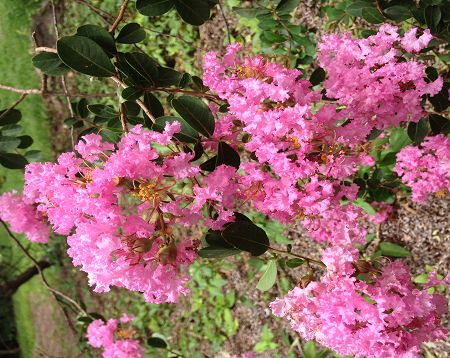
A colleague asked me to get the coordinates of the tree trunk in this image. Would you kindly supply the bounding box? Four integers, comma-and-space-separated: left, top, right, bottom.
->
1, 260, 52, 297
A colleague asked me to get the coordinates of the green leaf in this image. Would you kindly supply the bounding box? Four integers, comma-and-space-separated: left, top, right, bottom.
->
77, 99, 89, 118
136, 0, 174, 16
123, 101, 141, 116
171, 96, 215, 137
1, 124, 22, 137
256, 260, 277, 291
117, 23, 146, 44
262, 31, 286, 43
303, 341, 316, 358
144, 93, 164, 119
76, 24, 117, 55
285, 258, 305, 268
362, 7, 384, 23
152, 116, 199, 143
425, 66, 439, 81
25, 150, 42, 162
122, 87, 144, 101
155, 67, 182, 87
100, 128, 120, 143
173, 0, 211, 25
232, 7, 263, 18
0, 152, 28, 169
88, 104, 118, 118
309, 67, 326, 86
276, 0, 300, 13
425, 5, 441, 31
17, 135, 33, 149
0, 109, 21, 126
222, 221, 270, 256
389, 128, 411, 152
178, 73, 192, 88
353, 198, 376, 215
124, 52, 159, 86
383, 5, 411, 20
429, 114, 450, 135
147, 337, 168, 348
32, 52, 70, 76
0, 136, 21, 152
198, 246, 241, 258
407, 118, 428, 145
379, 242, 411, 257
345, 1, 375, 17
57, 36, 115, 77
200, 141, 240, 171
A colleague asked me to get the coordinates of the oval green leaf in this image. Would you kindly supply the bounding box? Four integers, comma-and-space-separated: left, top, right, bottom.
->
117, 23, 147, 44
256, 260, 277, 291
0, 152, 28, 169
171, 95, 215, 137
137, 0, 174, 16
57, 35, 115, 77
222, 221, 270, 256
32, 52, 70, 76
76, 24, 117, 55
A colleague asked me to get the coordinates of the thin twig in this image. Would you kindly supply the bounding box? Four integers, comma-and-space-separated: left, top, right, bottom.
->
109, 0, 130, 33
144, 86, 221, 101
218, 1, 231, 44
0, 94, 28, 121
0, 220, 88, 316
147, 29, 193, 46
75, 0, 114, 23
119, 102, 129, 133
35, 46, 57, 53
111, 76, 156, 123
0, 84, 116, 98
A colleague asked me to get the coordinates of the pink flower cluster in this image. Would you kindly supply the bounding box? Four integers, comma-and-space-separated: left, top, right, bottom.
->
395, 134, 450, 202
200, 26, 448, 356
23, 125, 199, 303
271, 248, 448, 358
318, 25, 442, 141
0, 191, 49, 243
87, 314, 145, 358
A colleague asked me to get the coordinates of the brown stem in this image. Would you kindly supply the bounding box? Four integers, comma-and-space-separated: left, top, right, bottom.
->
109, 0, 130, 33
268, 245, 326, 268
119, 102, 129, 133
111, 76, 156, 123
35, 46, 57, 53
145, 86, 221, 101
0, 84, 116, 98
0, 220, 88, 316
0, 94, 28, 121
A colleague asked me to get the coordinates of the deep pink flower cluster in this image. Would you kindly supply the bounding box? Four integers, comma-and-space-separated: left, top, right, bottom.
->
395, 134, 450, 202
271, 248, 448, 358
23, 125, 200, 303
318, 24, 442, 141
87, 314, 145, 358
0, 191, 49, 243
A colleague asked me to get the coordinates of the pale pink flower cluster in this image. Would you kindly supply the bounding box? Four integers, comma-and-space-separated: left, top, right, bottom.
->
23, 126, 199, 303
0, 191, 49, 243
395, 134, 450, 202
87, 314, 145, 358
271, 248, 448, 358
318, 25, 442, 141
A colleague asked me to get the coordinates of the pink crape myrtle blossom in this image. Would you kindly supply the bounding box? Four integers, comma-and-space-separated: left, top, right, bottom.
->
395, 135, 450, 202
23, 125, 201, 303
271, 249, 448, 358
318, 24, 442, 141
0, 191, 49, 243
87, 314, 145, 358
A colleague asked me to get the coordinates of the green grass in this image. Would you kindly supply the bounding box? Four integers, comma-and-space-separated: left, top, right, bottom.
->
0, 1, 58, 356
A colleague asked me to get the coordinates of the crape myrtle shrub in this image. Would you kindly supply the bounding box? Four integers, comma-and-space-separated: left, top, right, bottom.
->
0, 0, 449, 357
